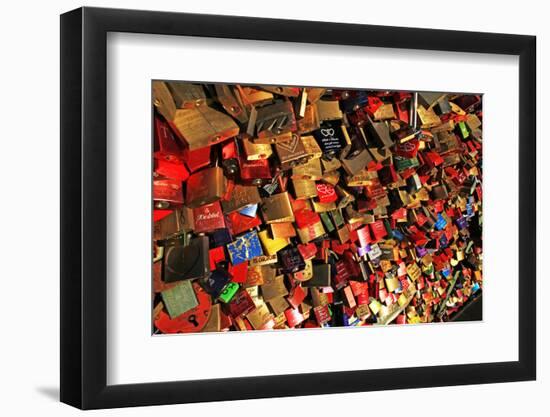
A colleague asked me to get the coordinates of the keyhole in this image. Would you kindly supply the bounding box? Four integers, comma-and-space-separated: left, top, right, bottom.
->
188, 314, 199, 327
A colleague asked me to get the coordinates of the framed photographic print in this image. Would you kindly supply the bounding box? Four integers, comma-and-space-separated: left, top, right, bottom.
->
60, 6, 536, 410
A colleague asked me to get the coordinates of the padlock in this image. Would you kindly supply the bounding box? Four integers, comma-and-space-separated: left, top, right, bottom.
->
160, 280, 199, 319
312, 120, 350, 158
154, 116, 186, 163
226, 230, 264, 266
154, 158, 189, 182
292, 158, 323, 181
302, 263, 331, 287
214, 83, 249, 124
242, 138, 273, 161
278, 246, 306, 273
297, 104, 321, 134
239, 157, 272, 186
292, 178, 318, 200
365, 117, 393, 148
269, 222, 297, 239
192, 201, 225, 233
258, 230, 289, 256
246, 303, 275, 330
162, 236, 210, 283
274, 133, 309, 170
166, 81, 208, 109
260, 192, 295, 223
316, 99, 343, 121
220, 184, 261, 214
185, 166, 226, 208
260, 274, 288, 301
247, 99, 297, 139
153, 178, 184, 209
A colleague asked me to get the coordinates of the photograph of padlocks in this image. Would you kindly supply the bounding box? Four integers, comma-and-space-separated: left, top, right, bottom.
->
152, 81, 482, 334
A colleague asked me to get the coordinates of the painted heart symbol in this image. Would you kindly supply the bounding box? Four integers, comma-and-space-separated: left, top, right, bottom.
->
277, 135, 299, 152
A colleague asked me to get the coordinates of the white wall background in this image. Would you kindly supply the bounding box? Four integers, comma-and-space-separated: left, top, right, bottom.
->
0, 0, 544, 415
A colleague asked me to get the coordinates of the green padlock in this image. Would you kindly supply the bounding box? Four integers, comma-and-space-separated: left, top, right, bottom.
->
320, 212, 335, 233
218, 282, 240, 303
458, 121, 470, 139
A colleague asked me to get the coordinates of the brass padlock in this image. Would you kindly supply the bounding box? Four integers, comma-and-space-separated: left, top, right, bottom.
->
292, 178, 318, 200
185, 166, 226, 208
215, 83, 249, 124
220, 184, 261, 214
166, 81, 207, 109
317, 99, 343, 121
172, 106, 240, 150
261, 192, 295, 223
274, 133, 309, 170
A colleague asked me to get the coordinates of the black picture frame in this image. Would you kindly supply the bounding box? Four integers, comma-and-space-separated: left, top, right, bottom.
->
60, 6, 536, 410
